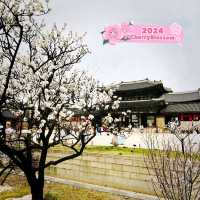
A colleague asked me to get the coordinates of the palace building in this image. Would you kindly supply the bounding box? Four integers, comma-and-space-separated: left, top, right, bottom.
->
109, 79, 200, 132
1, 79, 200, 133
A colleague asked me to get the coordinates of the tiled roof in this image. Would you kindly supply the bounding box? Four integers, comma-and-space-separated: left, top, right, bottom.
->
161, 102, 200, 113
109, 79, 172, 92
120, 99, 165, 104
119, 99, 165, 113
164, 89, 200, 103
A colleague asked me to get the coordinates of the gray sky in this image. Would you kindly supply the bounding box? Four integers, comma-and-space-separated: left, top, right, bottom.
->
47, 0, 200, 92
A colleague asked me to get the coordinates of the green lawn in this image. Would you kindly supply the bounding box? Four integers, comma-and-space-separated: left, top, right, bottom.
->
84, 146, 147, 155
0, 176, 30, 200
0, 176, 133, 200
49, 145, 200, 160
49, 145, 148, 156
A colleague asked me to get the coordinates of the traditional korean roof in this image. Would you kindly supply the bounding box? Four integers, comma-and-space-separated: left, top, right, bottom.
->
101, 80, 200, 114
164, 89, 200, 103
119, 99, 165, 113
161, 102, 200, 113
112, 79, 172, 92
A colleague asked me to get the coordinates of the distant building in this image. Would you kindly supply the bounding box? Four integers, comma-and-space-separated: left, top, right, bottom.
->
161, 89, 200, 128
109, 79, 200, 131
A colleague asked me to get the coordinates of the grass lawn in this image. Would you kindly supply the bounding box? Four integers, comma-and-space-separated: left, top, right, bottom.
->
0, 176, 29, 200
0, 175, 135, 200
49, 145, 148, 156
49, 145, 200, 160
85, 145, 148, 155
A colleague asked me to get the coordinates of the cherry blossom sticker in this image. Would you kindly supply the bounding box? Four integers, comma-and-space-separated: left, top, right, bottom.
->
102, 22, 183, 45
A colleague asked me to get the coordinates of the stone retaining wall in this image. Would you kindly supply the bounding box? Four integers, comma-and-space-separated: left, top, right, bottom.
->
47, 153, 154, 195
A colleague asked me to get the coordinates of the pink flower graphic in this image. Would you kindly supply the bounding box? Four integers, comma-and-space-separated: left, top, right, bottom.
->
121, 23, 135, 40
170, 23, 183, 35
102, 25, 123, 45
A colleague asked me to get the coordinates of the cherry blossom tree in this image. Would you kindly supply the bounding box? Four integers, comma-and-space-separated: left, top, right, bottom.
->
0, 0, 115, 199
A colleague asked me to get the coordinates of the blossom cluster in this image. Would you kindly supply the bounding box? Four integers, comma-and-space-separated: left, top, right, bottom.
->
0, 0, 112, 145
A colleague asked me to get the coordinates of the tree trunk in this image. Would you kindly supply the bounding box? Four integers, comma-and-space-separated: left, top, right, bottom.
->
30, 181, 44, 200
26, 172, 44, 200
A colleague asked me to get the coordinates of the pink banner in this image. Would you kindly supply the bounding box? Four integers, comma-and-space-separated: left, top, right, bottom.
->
102, 23, 183, 45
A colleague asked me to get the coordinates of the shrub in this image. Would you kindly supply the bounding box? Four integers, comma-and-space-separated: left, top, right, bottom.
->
44, 192, 58, 200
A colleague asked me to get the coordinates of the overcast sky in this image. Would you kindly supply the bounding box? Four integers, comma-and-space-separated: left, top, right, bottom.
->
46, 0, 200, 92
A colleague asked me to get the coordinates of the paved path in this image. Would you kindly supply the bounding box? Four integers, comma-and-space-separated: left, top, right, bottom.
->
0, 185, 12, 193
45, 176, 159, 200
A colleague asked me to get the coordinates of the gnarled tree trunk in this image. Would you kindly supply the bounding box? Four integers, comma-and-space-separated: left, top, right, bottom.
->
26, 170, 44, 200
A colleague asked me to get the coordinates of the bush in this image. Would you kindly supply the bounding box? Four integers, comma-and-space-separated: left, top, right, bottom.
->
44, 192, 58, 200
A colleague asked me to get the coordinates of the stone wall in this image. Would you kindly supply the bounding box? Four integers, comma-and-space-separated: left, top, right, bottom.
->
47, 153, 154, 195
